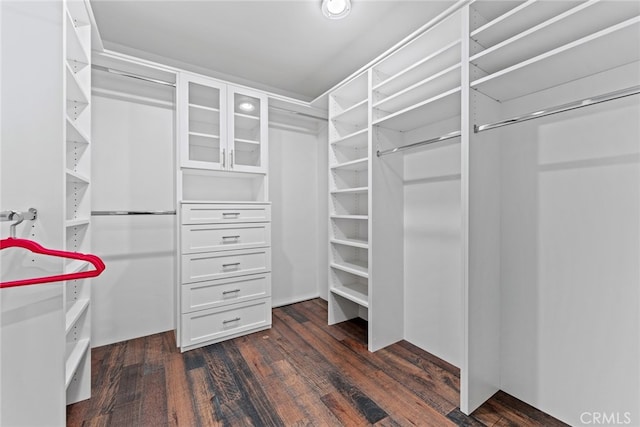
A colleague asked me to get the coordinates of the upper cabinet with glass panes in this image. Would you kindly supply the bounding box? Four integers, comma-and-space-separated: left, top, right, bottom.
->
178, 73, 268, 174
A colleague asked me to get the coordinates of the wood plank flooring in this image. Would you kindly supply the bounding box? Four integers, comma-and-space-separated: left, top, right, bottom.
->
67, 298, 568, 426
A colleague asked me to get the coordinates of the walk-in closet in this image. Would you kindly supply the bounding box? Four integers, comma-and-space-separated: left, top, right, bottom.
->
1, 1, 638, 426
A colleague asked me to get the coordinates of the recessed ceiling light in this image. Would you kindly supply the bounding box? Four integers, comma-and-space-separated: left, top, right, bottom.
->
322, 0, 351, 20
238, 101, 255, 112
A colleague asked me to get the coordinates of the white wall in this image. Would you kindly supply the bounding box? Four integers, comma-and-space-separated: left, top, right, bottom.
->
269, 126, 324, 306
404, 139, 462, 367
90, 92, 175, 347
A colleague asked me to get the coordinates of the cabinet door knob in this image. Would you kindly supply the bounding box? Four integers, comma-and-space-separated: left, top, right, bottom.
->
222, 235, 241, 240
222, 289, 241, 295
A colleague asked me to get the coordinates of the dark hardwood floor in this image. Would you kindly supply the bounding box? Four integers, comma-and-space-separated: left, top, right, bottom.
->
67, 298, 567, 426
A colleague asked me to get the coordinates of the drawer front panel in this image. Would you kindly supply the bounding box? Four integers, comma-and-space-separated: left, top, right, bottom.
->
181, 204, 271, 224
181, 298, 272, 347
181, 274, 271, 313
181, 248, 271, 283
182, 223, 271, 254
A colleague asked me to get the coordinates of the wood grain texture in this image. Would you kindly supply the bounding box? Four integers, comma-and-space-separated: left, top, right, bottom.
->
68, 298, 568, 427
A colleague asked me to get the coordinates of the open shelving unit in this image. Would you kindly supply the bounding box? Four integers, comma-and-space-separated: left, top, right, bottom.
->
63, 0, 93, 406
327, 71, 372, 334
469, 0, 640, 102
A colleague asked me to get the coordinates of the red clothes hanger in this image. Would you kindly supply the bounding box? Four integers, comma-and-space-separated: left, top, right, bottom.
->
0, 237, 105, 289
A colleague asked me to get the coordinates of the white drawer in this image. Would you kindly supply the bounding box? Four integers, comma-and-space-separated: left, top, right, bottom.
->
181, 203, 271, 224
181, 274, 271, 313
181, 223, 271, 254
181, 248, 271, 283
181, 298, 271, 348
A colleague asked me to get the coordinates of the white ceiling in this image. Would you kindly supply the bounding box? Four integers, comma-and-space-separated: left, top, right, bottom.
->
90, 0, 454, 102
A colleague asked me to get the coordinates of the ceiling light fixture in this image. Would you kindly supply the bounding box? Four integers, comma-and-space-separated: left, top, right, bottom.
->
322, 0, 351, 20
238, 101, 255, 112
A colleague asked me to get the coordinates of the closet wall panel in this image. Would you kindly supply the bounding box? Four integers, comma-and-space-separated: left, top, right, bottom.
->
269, 127, 324, 306
403, 126, 461, 367
91, 94, 175, 346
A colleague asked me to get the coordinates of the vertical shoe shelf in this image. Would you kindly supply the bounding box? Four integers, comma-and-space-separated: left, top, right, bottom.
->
63, 0, 93, 405
327, 72, 371, 330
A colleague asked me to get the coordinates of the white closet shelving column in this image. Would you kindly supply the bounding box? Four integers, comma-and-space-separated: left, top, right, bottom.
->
327, 71, 372, 345
64, 0, 93, 405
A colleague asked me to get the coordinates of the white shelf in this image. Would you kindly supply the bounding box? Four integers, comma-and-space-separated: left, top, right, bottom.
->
470, 1, 640, 75
331, 187, 368, 195
235, 138, 260, 145
471, 0, 578, 48
66, 116, 90, 144
332, 99, 368, 125
330, 260, 369, 279
65, 218, 90, 228
65, 338, 90, 389
65, 298, 90, 334
66, 169, 90, 184
65, 10, 89, 65
331, 237, 369, 250
373, 63, 461, 114
330, 128, 368, 148
235, 113, 260, 130
470, 0, 527, 33
189, 103, 220, 113
65, 260, 89, 275
373, 40, 461, 97
331, 282, 369, 307
66, 64, 89, 105
331, 214, 368, 220
471, 16, 640, 101
330, 157, 368, 172
332, 72, 368, 108
373, 87, 461, 132
189, 131, 220, 140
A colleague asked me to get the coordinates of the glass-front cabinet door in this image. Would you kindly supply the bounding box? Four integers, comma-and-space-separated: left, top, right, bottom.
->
179, 74, 227, 170
228, 86, 268, 174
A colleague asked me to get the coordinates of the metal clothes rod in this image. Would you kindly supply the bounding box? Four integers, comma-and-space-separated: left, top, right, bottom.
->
376, 131, 461, 157
269, 106, 328, 122
474, 85, 640, 133
91, 210, 176, 216
92, 65, 176, 88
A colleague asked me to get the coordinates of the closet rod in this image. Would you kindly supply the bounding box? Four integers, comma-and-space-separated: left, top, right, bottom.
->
269, 106, 328, 121
91, 210, 176, 216
474, 85, 640, 133
376, 131, 461, 157
92, 65, 176, 88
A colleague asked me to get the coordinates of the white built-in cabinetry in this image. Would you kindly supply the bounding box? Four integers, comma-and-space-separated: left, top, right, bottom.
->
64, 0, 93, 405
179, 73, 268, 174
176, 73, 271, 351
327, 1, 639, 424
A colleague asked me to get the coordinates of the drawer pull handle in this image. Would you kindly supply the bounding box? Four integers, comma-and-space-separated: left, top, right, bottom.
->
223, 317, 241, 325
223, 212, 240, 217
222, 289, 241, 295
222, 235, 241, 240
222, 262, 241, 268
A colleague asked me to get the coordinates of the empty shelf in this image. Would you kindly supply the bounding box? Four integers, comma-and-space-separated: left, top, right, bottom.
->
331, 237, 369, 249
65, 298, 90, 334
331, 187, 368, 195
331, 282, 369, 307
330, 157, 368, 172
330, 260, 369, 279
65, 338, 90, 388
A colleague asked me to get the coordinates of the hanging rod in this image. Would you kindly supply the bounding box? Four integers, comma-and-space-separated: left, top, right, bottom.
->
91, 210, 176, 216
269, 106, 328, 121
376, 131, 461, 157
475, 85, 640, 133
92, 65, 176, 88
